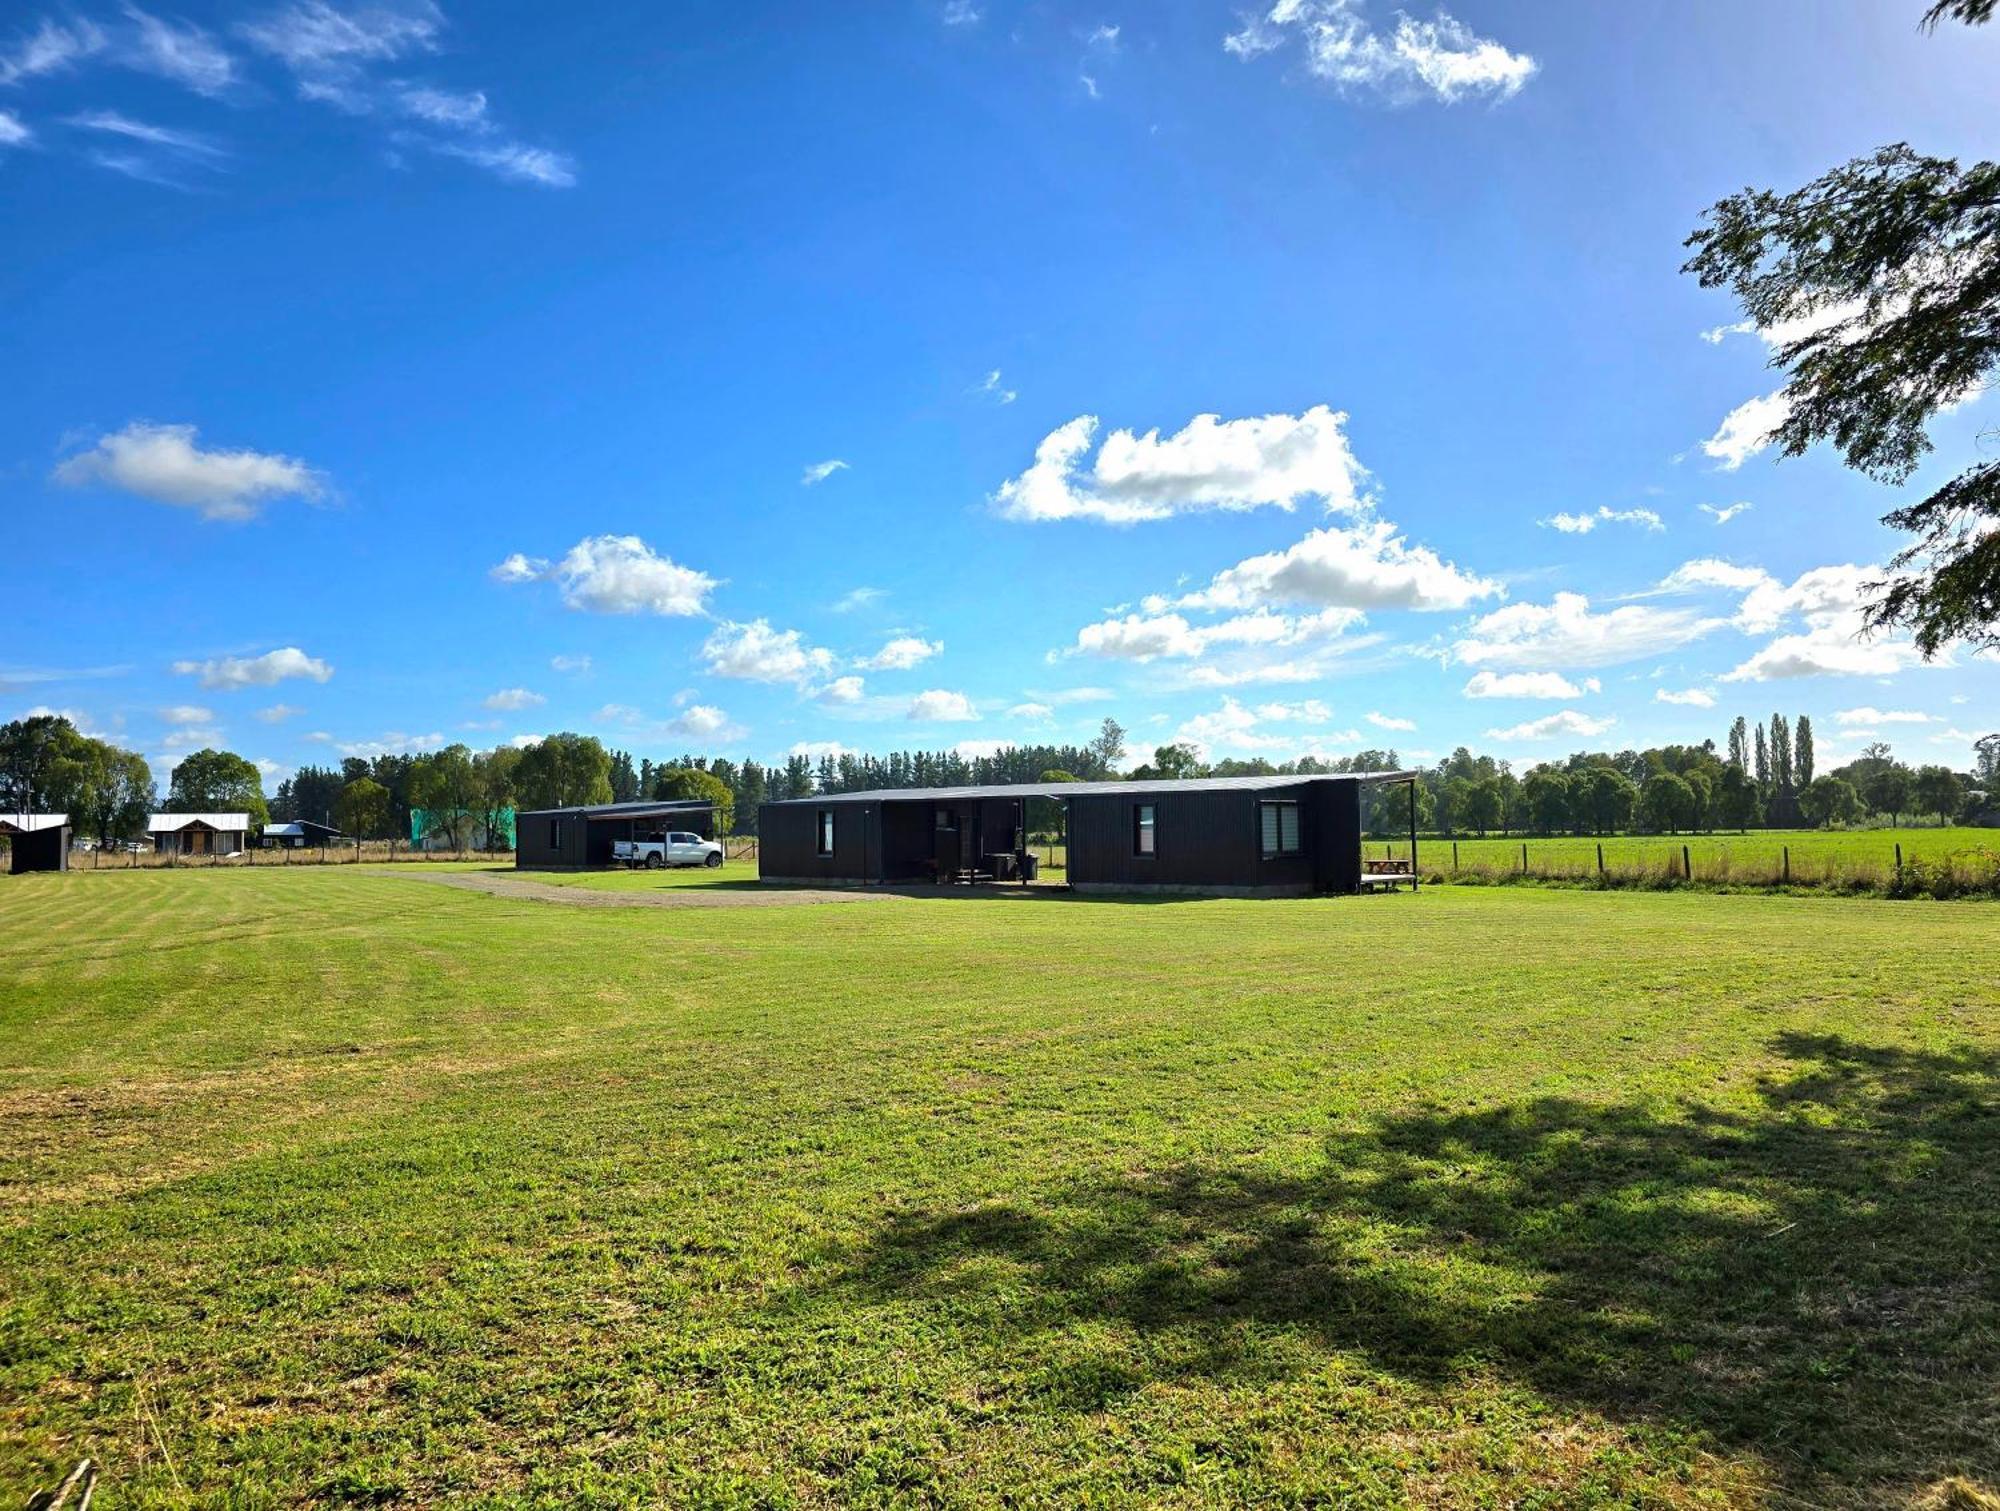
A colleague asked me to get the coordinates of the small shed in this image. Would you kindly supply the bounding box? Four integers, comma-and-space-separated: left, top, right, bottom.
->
759, 772, 1422, 896
514, 799, 717, 869
259, 820, 344, 848
1, 814, 71, 874
148, 813, 251, 856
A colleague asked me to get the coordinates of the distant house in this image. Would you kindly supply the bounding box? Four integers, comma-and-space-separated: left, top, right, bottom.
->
1, 814, 70, 874
148, 813, 250, 856
258, 820, 344, 848
410, 807, 516, 851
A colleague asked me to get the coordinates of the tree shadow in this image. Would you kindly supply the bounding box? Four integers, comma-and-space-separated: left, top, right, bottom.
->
824, 1032, 2000, 1498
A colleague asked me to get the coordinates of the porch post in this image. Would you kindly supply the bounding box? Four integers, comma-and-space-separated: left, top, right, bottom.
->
1408, 778, 1419, 892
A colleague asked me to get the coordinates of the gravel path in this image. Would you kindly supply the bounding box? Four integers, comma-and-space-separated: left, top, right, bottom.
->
407, 870, 894, 910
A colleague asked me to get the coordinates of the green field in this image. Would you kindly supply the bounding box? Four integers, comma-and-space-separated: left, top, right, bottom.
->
4, 867, 1997, 1507
1374, 826, 2000, 889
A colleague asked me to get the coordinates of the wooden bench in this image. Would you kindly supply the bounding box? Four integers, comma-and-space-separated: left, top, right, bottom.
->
1360, 858, 1417, 891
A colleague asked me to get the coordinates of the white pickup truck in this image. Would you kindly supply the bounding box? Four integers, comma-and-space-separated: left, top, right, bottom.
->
611, 831, 726, 869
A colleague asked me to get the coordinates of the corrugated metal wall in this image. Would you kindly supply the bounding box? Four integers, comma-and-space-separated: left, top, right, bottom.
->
758, 801, 879, 883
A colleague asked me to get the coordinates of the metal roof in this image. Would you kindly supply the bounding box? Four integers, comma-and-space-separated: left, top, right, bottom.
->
147, 813, 251, 832
0, 813, 68, 833
261, 821, 338, 836
514, 799, 717, 821
765, 771, 1422, 806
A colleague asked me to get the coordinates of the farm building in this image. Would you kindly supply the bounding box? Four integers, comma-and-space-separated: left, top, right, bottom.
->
514, 799, 716, 869
258, 820, 344, 848
410, 807, 516, 852
148, 813, 251, 857
1, 814, 71, 874
758, 772, 1420, 896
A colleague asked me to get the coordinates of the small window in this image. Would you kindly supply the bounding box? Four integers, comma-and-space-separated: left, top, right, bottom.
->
816, 810, 835, 856
1259, 801, 1301, 858
1134, 803, 1157, 857
550, 819, 561, 848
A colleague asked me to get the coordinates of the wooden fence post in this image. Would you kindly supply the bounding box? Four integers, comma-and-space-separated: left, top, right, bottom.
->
1520, 842, 1528, 874
1895, 842, 1903, 883
1452, 840, 1458, 873
1597, 842, 1605, 877
1682, 843, 1691, 881
1783, 846, 1790, 884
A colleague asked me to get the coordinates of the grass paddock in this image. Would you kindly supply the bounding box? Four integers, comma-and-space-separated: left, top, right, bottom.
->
2, 866, 1996, 1507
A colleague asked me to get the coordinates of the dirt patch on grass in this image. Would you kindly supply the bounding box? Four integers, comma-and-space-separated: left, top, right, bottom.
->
403, 870, 898, 909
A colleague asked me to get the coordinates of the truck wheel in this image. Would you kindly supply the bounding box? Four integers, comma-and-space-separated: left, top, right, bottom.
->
704, 851, 723, 868
646, 852, 664, 869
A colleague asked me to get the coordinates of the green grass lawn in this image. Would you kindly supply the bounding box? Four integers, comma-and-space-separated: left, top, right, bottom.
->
3, 868, 1996, 1507
514, 859, 763, 891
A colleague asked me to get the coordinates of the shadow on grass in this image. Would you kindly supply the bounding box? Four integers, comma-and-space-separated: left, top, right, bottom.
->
827, 1033, 2000, 1498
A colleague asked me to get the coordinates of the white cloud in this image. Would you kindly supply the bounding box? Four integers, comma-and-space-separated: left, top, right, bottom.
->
1836, 707, 1932, 726
1172, 696, 1362, 760
789, 739, 855, 759
1224, 0, 1536, 104
238, 1, 442, 72
0, 110, 30, 147
1654, 687, 1716, 708
941, 1, 981, 25
1484, 709, 1616, 742
974, 369, 1017, 405
818, 675, 866, 705
495, 535, 717, 617
429, 139, 576, 188
54, 422, 324, 521
158, 703, 214, 726
600, 701, 744, 743
800, 458, 848, 486
1366, 711, 1416, 731
550, 653, 591, 674
1699, 501, 1753, 525
832, 586, 885, 613
1009, 701, 1055, 721
908, 689, 977, 722
1069, 606, 1365, 663
1179, 518, 1501, 612
953, 738, 1009, 759
394, 83, 485, 125
1080, 72, 1100, 99
1461, 670, 1583, 700
337, 730, 445, 758
995, 405, 1369, 523
702, 619, 835, 686
505, 733, 544, 750
0, 18, 105, 86
1660, 559, 1934, 682
1540, 505, 1664, 535
1701, 390, 1790, 470
121, 6, 235, 95
858, 636, 942, 672
483, 687, 544, 711
256, 703, 303, 722
64, 109, 226, 157
1454, 593, 1720, 670
172, 646, 332, 690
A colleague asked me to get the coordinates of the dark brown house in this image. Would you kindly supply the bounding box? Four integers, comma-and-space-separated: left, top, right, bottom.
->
514, 799, 716, 869
758, 773, 1419, 897
1, 814, 70, 874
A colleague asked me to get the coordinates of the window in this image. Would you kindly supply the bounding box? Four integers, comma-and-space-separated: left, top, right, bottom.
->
549, 819, 561, 848
816, 810, 835, 856
1260, 801, 1301, 858
1133, 803, 1157, 857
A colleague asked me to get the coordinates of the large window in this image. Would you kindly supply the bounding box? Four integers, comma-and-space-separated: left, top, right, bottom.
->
1133, 803, 1157, 857
1259, 800, 1301, 858
816, 809, 835, 856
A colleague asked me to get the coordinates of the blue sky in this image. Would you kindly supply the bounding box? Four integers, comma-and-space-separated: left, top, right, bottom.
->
4, 0, 1996, 788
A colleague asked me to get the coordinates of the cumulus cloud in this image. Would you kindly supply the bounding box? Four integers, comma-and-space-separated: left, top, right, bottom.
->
1658, 557, 1934, 682
256, 703, 303, 722
702, 619, 835, 686
1540, 505, 1664, 535
483, 687, 543, 711
1701, 391, 1790, 470
1700, 501, 1753, 525
1224, 0, 1536, 104
337, 730, 444, 758
857, 636, 942, 672
494, 535, 717, 617
1454, 593, 1720, 671
1172, 696, 1362, 760
789, 740, 855, 759
1179, 518, 1501, 613
1366, 711, 1416, 731
54, 421, 324, 521
801, 458, 848, 486
908, 689, 977, 722
172, 646, 332, 690
1483, 709, 1616, 741
996, 405, 1368, 523
1070, 606, 1365, 663
1461, 670, 1588, 700
818, 675, 866, 705
550, 653, 591, 674
1009, 701, 1055, 721
1655, 687, 1716, 708
1836, 707, 1931, 726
